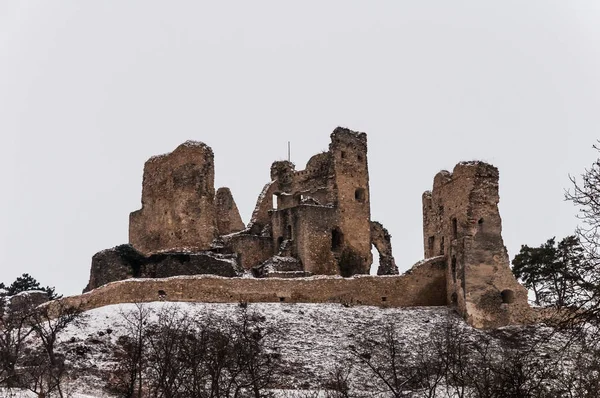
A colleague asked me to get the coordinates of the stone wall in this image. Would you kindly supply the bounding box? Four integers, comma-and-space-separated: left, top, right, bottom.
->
221, 234, 273, 270
64, 258, 447, 313
129, 141, 218, 255
215, 187, 245, 235
330, 128, 372, 275
84, 245, 242, 292
370, 221, 398, 275
422, 161, 529, 328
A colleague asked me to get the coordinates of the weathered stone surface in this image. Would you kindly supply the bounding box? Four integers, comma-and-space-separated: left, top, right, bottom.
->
220, 233, 273, 270
422, 161, 530, 328
86, 128, 533, 329
129, 141, 218, 255
370, 221, 399, 275
215, 187, 245, 235
266, 128, 374, 277
252, 256, 305, 278
9, 291, 49, 310
84, 244, 242, 292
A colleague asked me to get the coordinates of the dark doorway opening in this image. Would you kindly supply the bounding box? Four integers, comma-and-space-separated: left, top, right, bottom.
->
332, 228, 344, 251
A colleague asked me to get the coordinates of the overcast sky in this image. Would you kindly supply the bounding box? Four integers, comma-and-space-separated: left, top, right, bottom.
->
1, 1, 599, 296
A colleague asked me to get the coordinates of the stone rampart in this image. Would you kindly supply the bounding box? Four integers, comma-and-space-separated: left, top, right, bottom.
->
63, 258, 446, 313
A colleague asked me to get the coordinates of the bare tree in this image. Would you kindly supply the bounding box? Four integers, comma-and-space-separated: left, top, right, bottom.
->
21, 301, 84, 398
349, 322, 418, 398
108, 302, 153, 398
0, 295, 36, 388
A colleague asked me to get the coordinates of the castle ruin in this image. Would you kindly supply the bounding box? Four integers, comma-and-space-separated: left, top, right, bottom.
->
83, 127, 530, 328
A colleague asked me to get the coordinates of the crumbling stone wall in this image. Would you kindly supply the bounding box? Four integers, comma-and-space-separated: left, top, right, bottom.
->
220, 234, 273, 270
129, 141, 218, 255
84, 244, 241, 292
215, 187, 245, 235
422, 161, 529, 328
329, 128, 372, 275
64, 260, 447, 313
247, 181, 278, 233
370, 221, 398, 275
265, 128, 380, 277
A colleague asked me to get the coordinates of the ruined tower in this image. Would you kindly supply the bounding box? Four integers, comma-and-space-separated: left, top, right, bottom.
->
330, 129, 372, 275
422, 161, 529, 328
129, 141, 218, 255
261, 127, 392, 277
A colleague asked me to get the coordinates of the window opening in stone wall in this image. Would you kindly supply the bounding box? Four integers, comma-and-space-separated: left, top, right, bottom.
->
355, 188, 366, 203
286, 225, 292, 240
277, 236, 284, 250
272, 194, 278, 210
452, 218, 458, 239
428, 236, 435, 257
451, 256, 457, 283
381, 296, 387, 302
501, 289, 515, 304
478, 218, 484, 232
341, 151, 346, 159
279, 297, 285, 302
440, 237, 445, 255
332, 228, 344, 251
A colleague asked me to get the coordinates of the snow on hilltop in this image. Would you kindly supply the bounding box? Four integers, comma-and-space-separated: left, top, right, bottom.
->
7, 302, 564, 397
47, 303, 455, 397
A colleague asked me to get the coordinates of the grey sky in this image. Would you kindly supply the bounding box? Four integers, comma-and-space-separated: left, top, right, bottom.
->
1, 1, 599, 296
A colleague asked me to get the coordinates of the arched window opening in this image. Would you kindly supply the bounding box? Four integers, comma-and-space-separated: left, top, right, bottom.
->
440, 237, 445, 255
332, 228, 344, 251
355, 188, 366, 203
272, 194, 278, 210
452, 218, 458, 239
286, 225, 293, 240
451, 256, 457, 283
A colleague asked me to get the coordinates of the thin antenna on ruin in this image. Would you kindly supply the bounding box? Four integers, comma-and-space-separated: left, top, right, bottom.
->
288, 141, 291, 162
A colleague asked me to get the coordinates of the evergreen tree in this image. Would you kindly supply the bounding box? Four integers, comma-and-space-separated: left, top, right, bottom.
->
1, 274, 60, 300
512, 236, 585, 308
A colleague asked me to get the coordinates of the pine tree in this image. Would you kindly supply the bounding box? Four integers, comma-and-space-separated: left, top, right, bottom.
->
512, 236, 585, 308
1, 274, 60, 300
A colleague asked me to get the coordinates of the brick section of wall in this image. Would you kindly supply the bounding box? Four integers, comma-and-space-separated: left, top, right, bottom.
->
63, 259, 447, 313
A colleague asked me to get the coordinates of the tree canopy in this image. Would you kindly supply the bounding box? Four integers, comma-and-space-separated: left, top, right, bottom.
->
512, 236, 587, 308
0, 273, 59, 300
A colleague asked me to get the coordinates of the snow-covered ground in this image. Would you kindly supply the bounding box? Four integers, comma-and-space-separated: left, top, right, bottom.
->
52, 303, 457, 396
5, 302, 568, 397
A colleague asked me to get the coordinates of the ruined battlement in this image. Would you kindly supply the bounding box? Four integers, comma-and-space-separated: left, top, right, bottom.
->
422, 160, 528, 328
129, 140, 218, 255
83, 127, 531, 329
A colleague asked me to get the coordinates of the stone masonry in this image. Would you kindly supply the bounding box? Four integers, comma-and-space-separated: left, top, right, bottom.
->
422, 161, 529, 328
82, 128, 532, 328
129, 141, 218, 254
